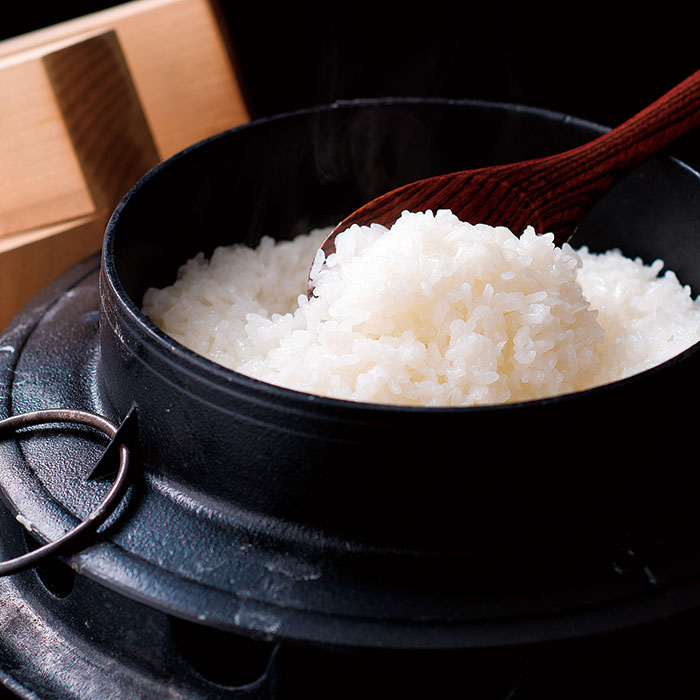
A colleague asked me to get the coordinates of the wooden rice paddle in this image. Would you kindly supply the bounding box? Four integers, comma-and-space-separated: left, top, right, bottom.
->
309, 69, 700, 296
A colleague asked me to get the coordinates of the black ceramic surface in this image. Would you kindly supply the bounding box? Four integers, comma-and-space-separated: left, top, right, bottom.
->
2, 100, 700, 671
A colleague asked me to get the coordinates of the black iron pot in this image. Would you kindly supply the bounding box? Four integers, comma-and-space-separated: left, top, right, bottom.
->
3, 98, 700, 698
100, 97, 700, 546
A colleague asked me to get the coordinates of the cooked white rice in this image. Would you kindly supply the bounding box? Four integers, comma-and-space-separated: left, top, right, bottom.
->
142, 209, 700, 406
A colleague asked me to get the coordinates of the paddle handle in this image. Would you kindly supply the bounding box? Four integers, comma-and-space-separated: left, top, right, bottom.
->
547, 69, 700, 193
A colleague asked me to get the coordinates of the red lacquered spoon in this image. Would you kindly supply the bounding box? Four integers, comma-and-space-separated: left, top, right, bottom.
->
309, 69, 700, 296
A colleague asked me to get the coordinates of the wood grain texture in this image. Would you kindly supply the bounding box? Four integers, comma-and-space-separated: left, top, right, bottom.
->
0, 211, 107, 331
0, 0, 250, 159
0, 30, 159, 236
0, 0, 251, 327
0, 43, 96, 235
43, 30, 160, 215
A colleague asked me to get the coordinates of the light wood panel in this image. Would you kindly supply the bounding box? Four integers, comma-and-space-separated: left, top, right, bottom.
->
0, 0, 250, 327
0, 30, 159, 236
0, 212, 108, 331
0, 0, 250, 160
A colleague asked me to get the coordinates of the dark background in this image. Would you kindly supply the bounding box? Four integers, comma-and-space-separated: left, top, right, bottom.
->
2, 3, 699, 169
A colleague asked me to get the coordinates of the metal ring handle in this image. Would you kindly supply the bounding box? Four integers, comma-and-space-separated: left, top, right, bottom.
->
0, 408, 131, 577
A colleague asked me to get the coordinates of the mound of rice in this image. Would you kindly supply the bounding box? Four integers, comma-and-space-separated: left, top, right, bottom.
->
142, 209, 700, 406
